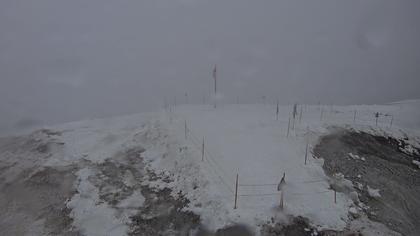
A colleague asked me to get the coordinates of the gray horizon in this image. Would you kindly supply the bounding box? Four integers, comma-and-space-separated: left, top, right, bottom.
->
1, 0, 419, 135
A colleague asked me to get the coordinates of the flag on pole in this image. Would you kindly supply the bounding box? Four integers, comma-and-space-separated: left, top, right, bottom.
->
213, 65, 217, 94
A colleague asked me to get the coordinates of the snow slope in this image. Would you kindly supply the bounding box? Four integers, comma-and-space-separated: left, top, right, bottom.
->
142, 101, 420, 233
5, 100, 419, 235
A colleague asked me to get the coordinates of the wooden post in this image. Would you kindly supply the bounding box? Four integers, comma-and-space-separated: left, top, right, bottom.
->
202, 137, 205, 161
334, 189, 337, 204
305, 140, 309, 165
276, 100, 279, 121
375, 114, 378, 127
280, 191, 284, 210
184, 120, 187, 140
287, 116, 291, 138
299, 106, 303, 123
234, 173, 239, 209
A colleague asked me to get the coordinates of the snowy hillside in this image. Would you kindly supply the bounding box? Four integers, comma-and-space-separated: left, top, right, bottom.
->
1, 100, 420, 235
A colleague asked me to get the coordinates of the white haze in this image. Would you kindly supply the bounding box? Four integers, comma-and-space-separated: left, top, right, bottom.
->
0, 0, 419, 135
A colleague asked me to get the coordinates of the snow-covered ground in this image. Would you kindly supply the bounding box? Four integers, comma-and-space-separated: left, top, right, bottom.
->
149, 101, 420, 233
1, 100, 420, 235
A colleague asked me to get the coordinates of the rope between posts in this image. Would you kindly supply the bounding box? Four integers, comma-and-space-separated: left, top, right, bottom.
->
238, 179, 326, 187
186, 123, 328, 196
239, 183, 277, 187
188, 135, 234, 194
188, 128, 233, 182
239, 193, 279, 197
289, 190, 331, 196
238, 190, 331, 197
181, 121, 235, 194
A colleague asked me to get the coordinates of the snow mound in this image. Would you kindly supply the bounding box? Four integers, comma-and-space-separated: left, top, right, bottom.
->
367, 186, 381, 199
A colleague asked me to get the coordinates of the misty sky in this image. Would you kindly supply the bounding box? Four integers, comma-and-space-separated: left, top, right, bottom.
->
1, 0, 419, 134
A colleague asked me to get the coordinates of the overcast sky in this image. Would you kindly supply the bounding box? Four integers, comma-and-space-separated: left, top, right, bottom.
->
1, 0, 419, 134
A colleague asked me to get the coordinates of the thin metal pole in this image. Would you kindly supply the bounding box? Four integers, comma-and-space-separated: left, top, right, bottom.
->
299, 105, 303, 123
213, 65, 217, 109
234, 173, 239, 209
202, 137, 205, 161
280, 191, 284, 210
214, 65, 217, 95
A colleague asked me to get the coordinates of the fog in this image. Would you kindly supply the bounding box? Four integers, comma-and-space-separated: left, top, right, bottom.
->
1, 0, 419, 135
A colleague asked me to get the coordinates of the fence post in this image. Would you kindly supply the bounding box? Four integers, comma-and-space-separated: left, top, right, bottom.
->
299, 106, 303, 124
234, 173, 239, 209
305, 140, 309, 165
202, 137, 205, 161
276, 100, 279, 121
287, 116, 291, 138
334, 189, 337, 204
280, 191, 284, 210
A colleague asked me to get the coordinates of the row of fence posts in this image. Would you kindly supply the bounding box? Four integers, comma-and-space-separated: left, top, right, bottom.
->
167, 96, 394, 129
183, 119, 279, 209
280, 103, 394, 129
179, 106, 389, 211
185, 123, 334, 210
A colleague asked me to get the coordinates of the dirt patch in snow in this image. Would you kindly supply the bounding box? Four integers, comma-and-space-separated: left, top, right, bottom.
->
87, 147, 202, 236
130, 185, 201, 236
0, 164, 79, 235
314, 128, 420, 236
260, 215, 363, 236
0, 133, 79, 235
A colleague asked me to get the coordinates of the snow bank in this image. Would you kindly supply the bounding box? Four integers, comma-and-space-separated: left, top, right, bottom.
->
413, 160, 420, 169
367, 186, 381, 199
